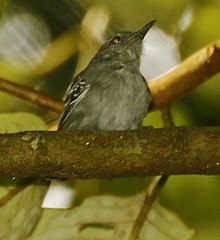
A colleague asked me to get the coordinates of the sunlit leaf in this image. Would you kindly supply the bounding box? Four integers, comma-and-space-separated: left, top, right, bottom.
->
0, 112, 46, 133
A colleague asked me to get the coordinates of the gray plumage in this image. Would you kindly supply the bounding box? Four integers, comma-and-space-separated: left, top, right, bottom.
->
58, 20, 155, 131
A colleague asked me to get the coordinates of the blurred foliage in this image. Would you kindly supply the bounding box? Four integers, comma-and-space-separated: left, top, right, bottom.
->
0, 0, 83, 113
0, 112, 46, 133
31, 192, 193, 240
0, 0, 219, 239
179, 2, 220, 126
0, 184, 47, 240
9, 0, 83, 38
0, 111, 47, 240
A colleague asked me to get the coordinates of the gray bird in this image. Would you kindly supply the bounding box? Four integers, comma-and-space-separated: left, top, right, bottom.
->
58, 20, 155, 131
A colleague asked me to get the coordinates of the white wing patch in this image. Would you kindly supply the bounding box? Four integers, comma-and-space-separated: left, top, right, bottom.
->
58, 77, 90, 129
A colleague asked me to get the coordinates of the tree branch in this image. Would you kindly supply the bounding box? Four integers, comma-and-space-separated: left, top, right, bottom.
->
0, 39, 220, 112
128, 176, 169, 240
0, 127, 219, 178
0, 77, 63, 113
129, 107, 173, 240
148, 39, 220, 108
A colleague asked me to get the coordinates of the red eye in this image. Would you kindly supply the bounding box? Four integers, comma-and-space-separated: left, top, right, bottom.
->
112, 36, 120, 44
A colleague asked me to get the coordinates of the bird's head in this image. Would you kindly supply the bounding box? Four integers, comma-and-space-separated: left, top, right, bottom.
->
91, 20, 156, 65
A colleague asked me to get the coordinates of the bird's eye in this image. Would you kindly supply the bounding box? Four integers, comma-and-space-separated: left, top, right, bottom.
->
112, 36, 121, 44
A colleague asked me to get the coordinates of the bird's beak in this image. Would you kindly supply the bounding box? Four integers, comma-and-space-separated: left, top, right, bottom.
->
132, 20, 156, 40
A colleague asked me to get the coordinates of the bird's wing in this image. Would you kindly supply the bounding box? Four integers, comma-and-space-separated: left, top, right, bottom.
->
58, 76, 90, 130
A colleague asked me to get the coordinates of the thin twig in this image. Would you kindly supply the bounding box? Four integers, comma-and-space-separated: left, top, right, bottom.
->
160, 106, 175, 128
128, 176, 169, 240
0, 77, 63, 113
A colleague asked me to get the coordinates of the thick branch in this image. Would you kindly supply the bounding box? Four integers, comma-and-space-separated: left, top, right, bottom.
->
0, 127, 219, 178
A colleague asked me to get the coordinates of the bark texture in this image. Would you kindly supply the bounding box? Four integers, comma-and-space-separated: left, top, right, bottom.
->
0, 127, 219, 178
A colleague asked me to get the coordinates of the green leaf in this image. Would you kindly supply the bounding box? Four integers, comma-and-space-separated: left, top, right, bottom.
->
0, 112, 47, 239
0, 112, 46, 133
0, 183, 47, 240
29, 192, 194, 240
